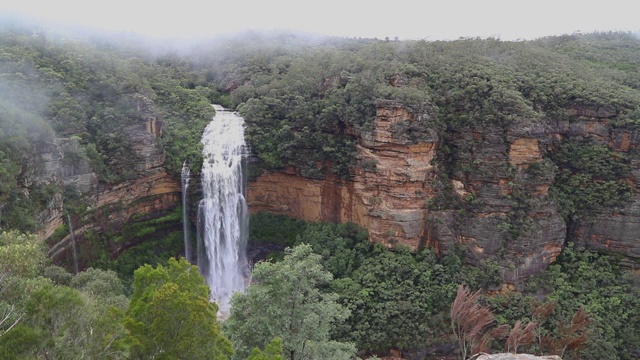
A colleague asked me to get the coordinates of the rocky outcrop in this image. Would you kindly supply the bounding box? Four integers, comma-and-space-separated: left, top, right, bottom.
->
425, 117, 566, 283
47, 168, 180, 262
351, 101, 437, 247
248, 101, 437, 248
248, 102, 567, 282
37, 118, 181, 264
37, 137, 99, 240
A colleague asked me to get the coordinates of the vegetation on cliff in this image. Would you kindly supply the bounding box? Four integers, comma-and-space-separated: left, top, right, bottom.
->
194, 32, 640, 185
0, 20, 215, 232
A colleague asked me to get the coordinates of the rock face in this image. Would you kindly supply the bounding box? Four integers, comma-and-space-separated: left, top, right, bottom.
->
559, 114, 640, 268
248, 100, 640, 277
426, 118, 567, 283
37, 118, 181, 265
47, 168, 180, 263
248, 101, 568, 282
248, 102, 437, 248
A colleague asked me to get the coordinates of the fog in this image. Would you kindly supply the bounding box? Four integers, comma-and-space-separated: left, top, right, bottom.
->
2, 0, 639, 42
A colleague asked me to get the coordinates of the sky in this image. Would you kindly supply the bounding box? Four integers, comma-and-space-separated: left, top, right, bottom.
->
1, 0, 639, 41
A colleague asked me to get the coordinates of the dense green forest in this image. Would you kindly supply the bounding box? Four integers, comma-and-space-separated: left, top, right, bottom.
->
2, 216, 639, 359
1, 16, 640, 359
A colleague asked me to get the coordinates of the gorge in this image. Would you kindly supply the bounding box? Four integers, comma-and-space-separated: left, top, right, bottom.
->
26, 31, 640, 287
2, 22, 640, 358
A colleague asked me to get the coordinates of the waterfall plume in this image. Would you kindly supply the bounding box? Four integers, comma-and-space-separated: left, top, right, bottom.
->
197, 105, 250, 317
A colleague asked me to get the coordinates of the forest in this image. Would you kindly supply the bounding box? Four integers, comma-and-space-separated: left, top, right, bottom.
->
1, 15, 640, 359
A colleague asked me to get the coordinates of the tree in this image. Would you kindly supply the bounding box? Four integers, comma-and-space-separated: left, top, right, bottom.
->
332, 246, 457, 353
247, 338, 285, 360
0, 231, 45, 279
3, 268, 129, 359
223, 244, 356, 360
0, 231, 45, 342
124, 257, 233, 360
22, 282, 89, 359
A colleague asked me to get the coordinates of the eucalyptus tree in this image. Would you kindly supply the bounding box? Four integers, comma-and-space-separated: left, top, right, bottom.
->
124, 257, 234, 360
224, 244, 356, 360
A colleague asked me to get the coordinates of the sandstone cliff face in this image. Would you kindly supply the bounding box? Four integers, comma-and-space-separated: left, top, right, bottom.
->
248, 102, 568, 282
426, 118, 566, 283
556, 109, 640, 268
248, 102, 437, 249
37, 118, 181, 264
47, 168, 180, 263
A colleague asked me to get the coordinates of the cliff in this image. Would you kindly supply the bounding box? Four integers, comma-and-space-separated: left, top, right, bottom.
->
16, 30, 638, 284
37, 118, 181, 266
561, 111, 640, 268
248, 101, 639, 283
248, 101, 437, 249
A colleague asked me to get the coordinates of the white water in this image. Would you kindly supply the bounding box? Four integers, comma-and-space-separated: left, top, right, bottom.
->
181, 161, 192, 263
197, 105, 250, 317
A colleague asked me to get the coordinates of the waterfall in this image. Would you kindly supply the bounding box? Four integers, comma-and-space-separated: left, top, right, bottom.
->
197, 105, 250, 317
66, 213, 79, 274
181, 161, 192, 263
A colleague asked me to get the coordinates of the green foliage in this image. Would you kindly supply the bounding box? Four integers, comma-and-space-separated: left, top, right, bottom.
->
249, 212, 309, 247
70, 267, 127, 302
79, 207, 184, 291
550, 140, 632, 221
42, 265, 73, 286
23, 282, 91, 357
0, 324, 40, 360
332, 247, 453, 352
0, 232, 129, 360
497, 244, 640, 360
223, 244, 356, 360
101, 229, 183, 294
125, 257, 233, 359
0, 181, 61, 233
19, 275, 128, 360
0, 231, 46, 278
248, 214, 502, 355
246, 338, 285, 360
459, 244, 640, 360
0, 22, 215, 235
294, 222, 370, 279
0, 272, 128, 359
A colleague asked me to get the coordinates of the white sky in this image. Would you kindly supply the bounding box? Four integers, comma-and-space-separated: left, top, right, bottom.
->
2, 0, 639, 41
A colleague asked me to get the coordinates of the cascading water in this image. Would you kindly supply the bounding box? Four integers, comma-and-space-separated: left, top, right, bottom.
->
197, 105, 250, 317
181, 161, 192, 263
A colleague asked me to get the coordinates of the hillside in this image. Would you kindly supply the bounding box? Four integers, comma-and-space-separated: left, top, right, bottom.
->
192, 31, 640, 281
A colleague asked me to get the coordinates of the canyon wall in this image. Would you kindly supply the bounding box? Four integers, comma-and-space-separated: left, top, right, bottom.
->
248, 102, 437, 249
560, 109, 640, 268
248, 101, 640, 283
37, 102, 640, 280
37, 118, 181, 265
